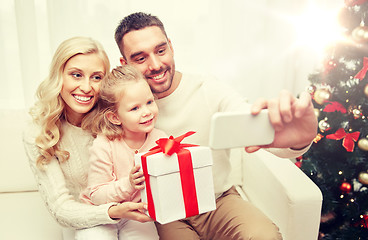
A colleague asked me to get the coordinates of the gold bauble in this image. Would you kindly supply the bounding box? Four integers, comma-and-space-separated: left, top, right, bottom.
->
314, 108, 320, 118
358, 138, 368, 151
314, 89, 331, 105
364, 84, 368, 97
359, 172, 368, 185
352, 25, 368, 43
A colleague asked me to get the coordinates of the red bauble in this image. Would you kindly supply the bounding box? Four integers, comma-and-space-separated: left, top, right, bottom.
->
340, 182, 352, 193
324, 59, 337, 74
360, 215, 368, 228
345, 0, 368, 6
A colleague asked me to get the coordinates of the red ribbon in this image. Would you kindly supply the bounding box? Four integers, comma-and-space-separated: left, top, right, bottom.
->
323, 101, 347, 113
140, 131, 199, 220
326, 128, 360, 152
354, 57, 368, 80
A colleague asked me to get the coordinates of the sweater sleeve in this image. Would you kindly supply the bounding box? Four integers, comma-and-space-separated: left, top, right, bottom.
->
23, 125, 119, 229
86, 136, 137, 205
266, 143, 312, 159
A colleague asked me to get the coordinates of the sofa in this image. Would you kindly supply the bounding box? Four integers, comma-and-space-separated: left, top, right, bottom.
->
0, 108, 322, 240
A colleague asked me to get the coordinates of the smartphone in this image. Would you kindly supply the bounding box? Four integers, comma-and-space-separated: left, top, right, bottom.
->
209, 110, 275, 149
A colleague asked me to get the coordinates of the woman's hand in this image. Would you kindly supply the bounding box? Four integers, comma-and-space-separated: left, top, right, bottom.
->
108, 202, 153, 223
129, 165, 145, 190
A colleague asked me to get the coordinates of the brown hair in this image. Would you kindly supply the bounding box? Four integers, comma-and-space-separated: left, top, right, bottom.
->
115, 12, 167, 58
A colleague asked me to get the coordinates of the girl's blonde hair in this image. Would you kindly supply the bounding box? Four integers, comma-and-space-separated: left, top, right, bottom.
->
30, 36, 110, 167
90, 65, 147, 140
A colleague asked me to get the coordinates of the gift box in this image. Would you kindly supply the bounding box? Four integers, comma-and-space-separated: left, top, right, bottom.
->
134, 132, 216, 224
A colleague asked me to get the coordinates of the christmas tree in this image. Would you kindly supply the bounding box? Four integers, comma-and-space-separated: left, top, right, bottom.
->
299, 0, 368, 239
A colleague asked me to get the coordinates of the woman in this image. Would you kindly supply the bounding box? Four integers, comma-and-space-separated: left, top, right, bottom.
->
23, 36, 152, 239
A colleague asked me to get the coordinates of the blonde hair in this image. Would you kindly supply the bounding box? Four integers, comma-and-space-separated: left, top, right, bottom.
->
30, 36, 110, 167
90, 65, 147, 140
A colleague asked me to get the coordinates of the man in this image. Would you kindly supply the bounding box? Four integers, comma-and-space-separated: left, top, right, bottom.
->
114, 12, 317, 240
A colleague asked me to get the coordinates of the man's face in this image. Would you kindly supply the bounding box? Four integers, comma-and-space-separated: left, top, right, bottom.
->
120, 26, 176, 98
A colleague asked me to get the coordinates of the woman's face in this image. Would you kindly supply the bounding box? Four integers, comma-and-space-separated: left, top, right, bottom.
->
60, 53, 106, 125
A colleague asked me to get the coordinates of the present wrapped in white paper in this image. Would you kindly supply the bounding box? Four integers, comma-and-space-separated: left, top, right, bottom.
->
134, 132, 216, 224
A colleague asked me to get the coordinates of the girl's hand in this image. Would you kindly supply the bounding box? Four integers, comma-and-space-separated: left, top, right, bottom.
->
108, 202, 152, 222
129, 165, 145, 190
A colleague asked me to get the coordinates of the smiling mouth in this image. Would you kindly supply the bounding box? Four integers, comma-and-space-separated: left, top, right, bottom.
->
140, 118, 154, 125
149, 70, 166, 81
73, 95, 93, 102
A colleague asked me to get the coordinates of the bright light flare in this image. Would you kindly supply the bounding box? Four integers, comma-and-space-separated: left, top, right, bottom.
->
291, 3, 344, 52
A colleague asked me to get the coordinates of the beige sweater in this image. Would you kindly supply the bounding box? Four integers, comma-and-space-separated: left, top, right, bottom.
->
23, 121, 118, 229
155, 73, 308, 196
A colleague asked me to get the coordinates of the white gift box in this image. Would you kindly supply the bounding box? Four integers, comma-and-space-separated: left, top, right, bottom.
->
135, 146, 216, 224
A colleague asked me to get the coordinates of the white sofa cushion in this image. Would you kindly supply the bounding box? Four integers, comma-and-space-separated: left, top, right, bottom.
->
0, 109, 37, 193
0, 191, 62, 239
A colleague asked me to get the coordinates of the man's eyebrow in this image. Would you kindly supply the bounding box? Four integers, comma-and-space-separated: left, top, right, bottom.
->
130, 51, 144, 60
155, 42, 167, 50
129, 42, 168, 60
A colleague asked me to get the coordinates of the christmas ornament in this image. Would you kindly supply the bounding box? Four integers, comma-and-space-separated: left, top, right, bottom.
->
353, 178, 364, 191
326, 128, 361, 152
348, 105, 363, 119
313, 133, 324, 143
364, 84, 368, 96
340, 182, 352, 193
314, 108, 320, 118
359, 172, 368, 184
352, 25, 368, 43
314, 89, 331, 105
323, 101, 347, 113
324, 59, 337, 74
354, 57, 368, 80
345, 0, 368, 6
359, 214, 368, 228
358, 138, 368, 151
318, 119, 331, 132
307, 85, 316, 95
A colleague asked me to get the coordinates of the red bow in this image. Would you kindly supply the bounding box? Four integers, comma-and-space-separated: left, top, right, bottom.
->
354, 57, 368, 80
323, 101, 347, 113
326, 128, 360, 152
141, 131, 199, 221
149, 131, 197, 156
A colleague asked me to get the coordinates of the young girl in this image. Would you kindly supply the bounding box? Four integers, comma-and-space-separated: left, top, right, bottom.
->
23, 37, 152, 240
78, 65, 167, 239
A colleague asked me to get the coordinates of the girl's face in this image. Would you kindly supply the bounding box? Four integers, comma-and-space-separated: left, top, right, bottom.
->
113, 81, 158, 138
60, 53, 106, 125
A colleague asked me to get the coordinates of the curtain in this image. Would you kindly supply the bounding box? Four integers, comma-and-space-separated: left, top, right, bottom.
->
0, 0, 340, 110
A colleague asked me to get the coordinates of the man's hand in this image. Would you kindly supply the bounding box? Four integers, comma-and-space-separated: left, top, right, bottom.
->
245, 90, 317, 153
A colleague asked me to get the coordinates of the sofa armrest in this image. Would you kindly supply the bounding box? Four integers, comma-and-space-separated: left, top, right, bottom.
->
0, 191, 63, 240
240, 149, 322, 240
